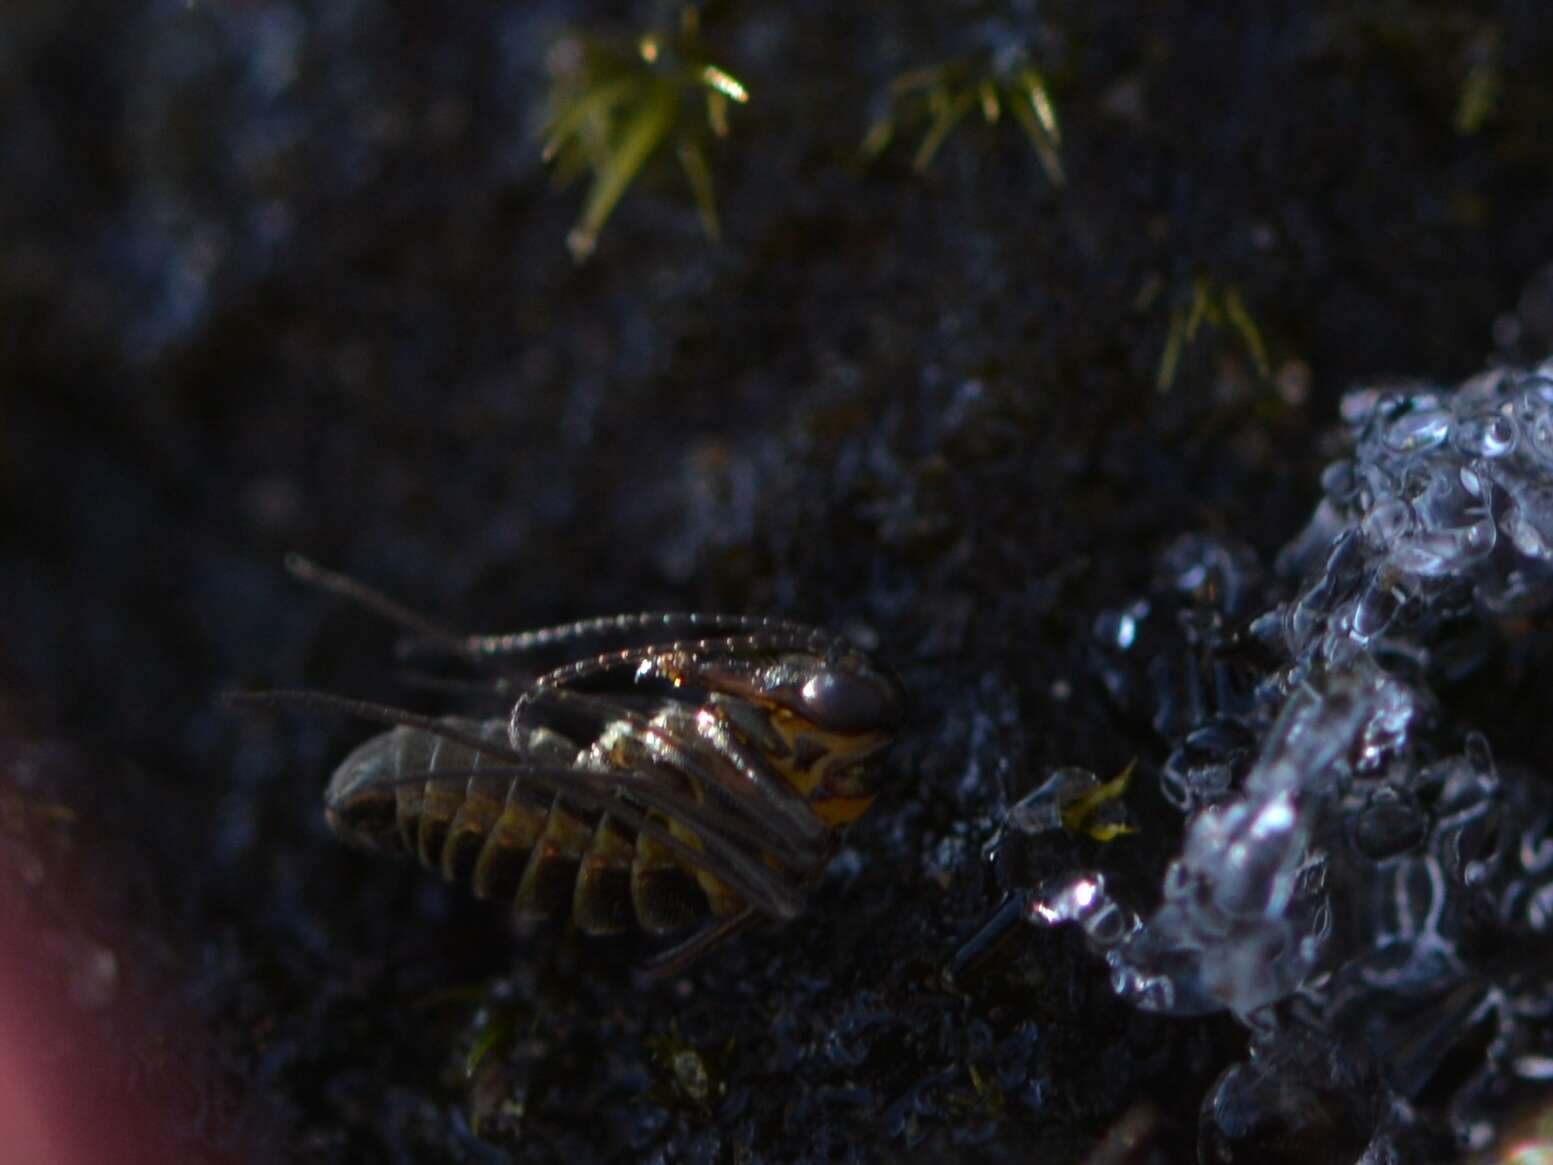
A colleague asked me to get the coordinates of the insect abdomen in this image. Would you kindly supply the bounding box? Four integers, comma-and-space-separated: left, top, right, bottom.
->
325, 721, 728, 937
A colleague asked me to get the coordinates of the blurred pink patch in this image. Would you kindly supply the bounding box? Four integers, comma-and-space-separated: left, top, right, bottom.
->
0, 957, 99, 1165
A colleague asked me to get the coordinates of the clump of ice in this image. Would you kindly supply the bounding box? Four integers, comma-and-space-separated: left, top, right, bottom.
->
1008, 358, 1553, 1157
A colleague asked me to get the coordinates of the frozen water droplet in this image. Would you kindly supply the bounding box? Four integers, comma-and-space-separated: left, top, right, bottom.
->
1360, 714, 1414, 773
1502, 498, 1553, 559
1023, 872, 1135, 948
1453, 412, 1518, 458
1352, 786, 1427, 861
1361, 500, 1413, 550
1527, 408, 1553, 464
1387, 532, 1452, 576
1157, 536, 1262, 614
1352, 578, 1399, 640
1161, 720, 1254, 812
1005, 768, 1107, 836
1462, 516, 1496, 557
1458, 464, 1485, 498
1158, 764, 1193, 813
1094, 601, 1148, 650
1392, 521, 1497, 576
1457, 367, 1511, 407
1520, 371, 1553, 406
1079, 898, 1132, 947
1463, 731, 1493, 775
1384, 408, 1452, 453
1526, 880, 1553, 930
1521, 822, 1553, 875
1320, 459, 1359, 503
1418, 467, 1479, 527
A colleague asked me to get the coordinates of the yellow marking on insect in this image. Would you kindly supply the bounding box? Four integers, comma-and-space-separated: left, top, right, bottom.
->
810, 794, 876, 828
1060, 759, 1137, 842
765, 711, 887, 794
668, 817, 743, 917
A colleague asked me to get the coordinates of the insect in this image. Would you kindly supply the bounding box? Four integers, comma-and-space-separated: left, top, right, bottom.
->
230, 557, 905, 975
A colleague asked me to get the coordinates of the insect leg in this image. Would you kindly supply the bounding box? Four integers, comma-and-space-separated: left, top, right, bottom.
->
382, 763, 804, 921
945, 891, 1034, 985
688, 708, 833, 857
515, 685, 826, 863
635, 906, 760, 981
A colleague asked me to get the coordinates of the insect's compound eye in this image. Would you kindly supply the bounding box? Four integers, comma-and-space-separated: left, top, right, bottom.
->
796, 661, 904, 735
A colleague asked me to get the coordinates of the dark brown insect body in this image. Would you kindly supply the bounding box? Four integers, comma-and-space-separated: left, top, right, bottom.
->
327, 643, 902, 957
244, 559, 905, 972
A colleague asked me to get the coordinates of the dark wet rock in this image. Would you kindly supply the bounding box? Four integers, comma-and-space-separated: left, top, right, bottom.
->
7, 2, 1553, 1162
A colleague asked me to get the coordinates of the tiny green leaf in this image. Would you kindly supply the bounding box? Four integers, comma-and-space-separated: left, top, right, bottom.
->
569, 82, 677, 261
912, 86, 976, 172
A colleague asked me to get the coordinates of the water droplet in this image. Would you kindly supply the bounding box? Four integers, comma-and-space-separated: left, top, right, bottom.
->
1502, 500, 1553, 559
1453, 412, 1518, 458
1526, 880, 1553, 930
1352, 579, 1399, 640
1528, 408, 1553, 464
1521, 822, 1553, 875
1458, 465, 1485, 497
1320, 459, 1359, 502
1384, 408, 1452, 453
1520, 371, 1553, 406
1093, 601, 1148, 650
1005, 768, 1103, 836
1463, 731, 1494, 775
1361, 500, 1412, 550
1396, 520, 1497, 576
1352, 786, 1427, 861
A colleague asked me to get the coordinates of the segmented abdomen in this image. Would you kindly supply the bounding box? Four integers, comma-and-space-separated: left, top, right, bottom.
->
326, 720, 734, 936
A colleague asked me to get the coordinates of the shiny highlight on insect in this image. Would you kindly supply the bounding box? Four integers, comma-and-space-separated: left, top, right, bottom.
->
230, 557, 904, 975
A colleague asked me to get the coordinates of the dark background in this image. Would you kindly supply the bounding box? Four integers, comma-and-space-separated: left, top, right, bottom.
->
3, 1, 1552, 1161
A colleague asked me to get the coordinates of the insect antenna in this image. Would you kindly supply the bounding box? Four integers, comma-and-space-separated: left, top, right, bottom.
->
416, 613, 837, 665
392, 669, 522, 700
285, 555, 837, 668
223, 689, 532, 762
285, 554, 478, 661
513, 630, 834, 721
